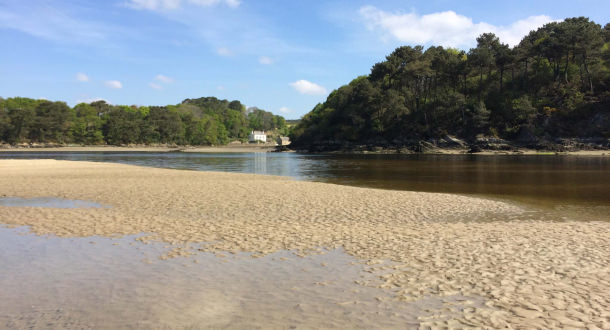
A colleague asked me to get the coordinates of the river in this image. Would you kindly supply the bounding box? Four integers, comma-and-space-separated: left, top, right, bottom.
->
1, 151, 608, 221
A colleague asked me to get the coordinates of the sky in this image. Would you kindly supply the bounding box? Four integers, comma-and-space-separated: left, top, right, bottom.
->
0, 0, 608, 119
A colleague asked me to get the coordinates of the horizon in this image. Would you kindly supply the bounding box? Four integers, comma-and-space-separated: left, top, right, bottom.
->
1, 0, 609, 119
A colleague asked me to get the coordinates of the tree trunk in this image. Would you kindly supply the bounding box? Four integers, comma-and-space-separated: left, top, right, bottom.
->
523, 58, 527, 89
583, 53, 594, 94
564, 51, 570, 84
479, 65, 483, 102
500, 66, 504, 92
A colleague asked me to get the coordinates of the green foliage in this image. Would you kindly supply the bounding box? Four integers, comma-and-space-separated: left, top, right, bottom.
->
0, 98, 10, 142
0, 96, 286, 146
247, 107, 287, 131
72, 103, 104, 144
292, 17, 610, 149
102, 107, 144, 145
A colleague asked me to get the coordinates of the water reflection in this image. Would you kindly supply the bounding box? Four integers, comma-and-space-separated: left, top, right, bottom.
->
0, 197, 106, 209
1, 152, 608, 218
0, 226, 457, 329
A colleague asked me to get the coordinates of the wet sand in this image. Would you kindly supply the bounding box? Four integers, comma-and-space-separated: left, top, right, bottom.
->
1, 227, 438, 329
1, 160, 609, 328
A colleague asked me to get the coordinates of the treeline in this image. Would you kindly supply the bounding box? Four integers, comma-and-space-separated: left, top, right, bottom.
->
0, 96, 287, 145
291, 17, 610, 150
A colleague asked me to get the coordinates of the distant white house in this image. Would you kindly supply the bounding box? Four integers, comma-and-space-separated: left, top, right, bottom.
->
249, 130, 267, 143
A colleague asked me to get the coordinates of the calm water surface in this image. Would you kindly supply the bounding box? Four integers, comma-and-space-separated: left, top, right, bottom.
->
1, 151, 609, 220
2, 227, 457, 329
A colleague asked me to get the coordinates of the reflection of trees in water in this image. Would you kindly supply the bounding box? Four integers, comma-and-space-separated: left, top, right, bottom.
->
1, 152, 608, 209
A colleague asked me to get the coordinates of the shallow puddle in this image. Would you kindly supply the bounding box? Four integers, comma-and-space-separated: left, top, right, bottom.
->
0, 197, 106, 209
0, 227, 479, 329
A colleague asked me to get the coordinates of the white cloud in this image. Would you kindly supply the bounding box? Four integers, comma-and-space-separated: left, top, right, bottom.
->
0, 3, 109, 44
190, 0, 240, 8
149, 82, 163, 90
76, 73, 89, 82
155, 74, 174, 83
127, 0, 240, 11
359, 6, 553, 48
217, 85, 225, 91
124, 0, 315, 64
258, 56, 273, 65
217, 47, 233, 56
279, 106, 291, 114
127, 0, 180, 10
105, 80, 123, 89
290, 80, 327, 96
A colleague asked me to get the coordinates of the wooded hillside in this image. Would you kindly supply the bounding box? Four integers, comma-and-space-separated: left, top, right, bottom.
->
291, 18, 610, 151
0, 96, 287, 146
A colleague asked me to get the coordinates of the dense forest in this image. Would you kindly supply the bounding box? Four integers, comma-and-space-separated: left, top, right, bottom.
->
291, 17, 610, 151
0, 96, 287, 146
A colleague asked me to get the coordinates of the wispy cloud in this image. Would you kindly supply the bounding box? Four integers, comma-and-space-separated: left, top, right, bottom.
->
76, 73, 90, 82
258, 56, 273, 65
148, 74, 173, 90
0, 1, 109, 45
149, 82, 163, 90
124, 0, 316, 61
217, 47, 233, 56
290, 80, 327, 96
155, 74, 174, 83
105, 80, 123, 89
279, 106, 291, 114
359, 6, 553, 47
126, 0, 240, 11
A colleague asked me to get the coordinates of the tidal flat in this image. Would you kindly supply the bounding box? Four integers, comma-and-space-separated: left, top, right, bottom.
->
0, 159, 609, 329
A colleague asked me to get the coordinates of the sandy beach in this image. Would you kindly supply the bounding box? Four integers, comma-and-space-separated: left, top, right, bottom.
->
1, 160, 609, 328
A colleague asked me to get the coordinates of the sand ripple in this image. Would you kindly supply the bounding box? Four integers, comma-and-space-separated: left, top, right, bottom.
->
1, 160, 609, 329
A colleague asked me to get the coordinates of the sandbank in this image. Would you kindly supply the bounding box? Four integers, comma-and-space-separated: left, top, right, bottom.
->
0, 160, 609, 328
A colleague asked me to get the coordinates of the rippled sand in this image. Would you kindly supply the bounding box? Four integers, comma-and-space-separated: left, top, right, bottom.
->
1, 159, 609, 329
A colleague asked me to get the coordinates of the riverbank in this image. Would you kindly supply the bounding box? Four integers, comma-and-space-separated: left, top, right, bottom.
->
0, 144, 607, 156
319, 147, 610, 156
0, 144, 277, 153
292, 136, 610, 156
1, 160, 609, 328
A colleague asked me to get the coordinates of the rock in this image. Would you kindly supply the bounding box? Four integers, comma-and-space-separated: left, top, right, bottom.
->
440, 135, 467, 148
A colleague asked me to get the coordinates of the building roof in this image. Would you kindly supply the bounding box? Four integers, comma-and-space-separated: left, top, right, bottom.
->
251, 131, 265, 135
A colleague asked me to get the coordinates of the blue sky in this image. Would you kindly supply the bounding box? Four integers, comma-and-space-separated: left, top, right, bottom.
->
0, 0, 608, 119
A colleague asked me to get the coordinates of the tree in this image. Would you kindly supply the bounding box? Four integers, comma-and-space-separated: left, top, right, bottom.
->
102, 108, 144, 145
72, 103, 103, 144
147, 106, 185, 144
494, 43, 513, 92
470, 33, 499, 100
291, 17, 610, 150
5, 97, 39, 143
471, 101, 491, 134
0, 98, 10, 142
